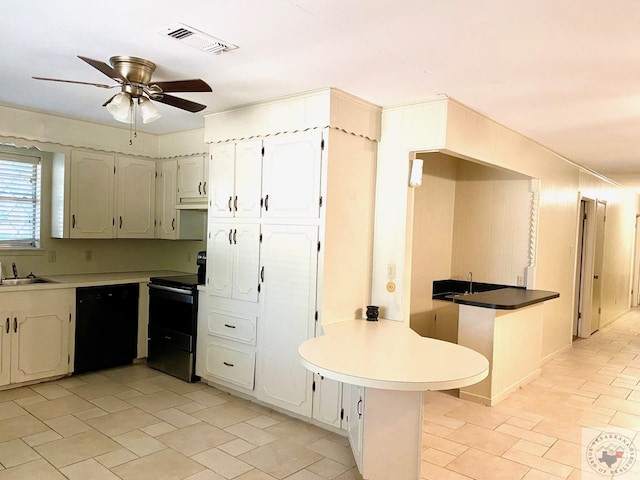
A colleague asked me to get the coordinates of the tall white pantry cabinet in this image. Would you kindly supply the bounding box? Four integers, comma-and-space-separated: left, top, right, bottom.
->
197, 89, 381, 428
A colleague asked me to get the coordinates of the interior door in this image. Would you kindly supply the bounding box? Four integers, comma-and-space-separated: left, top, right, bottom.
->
590, 201, 606, 334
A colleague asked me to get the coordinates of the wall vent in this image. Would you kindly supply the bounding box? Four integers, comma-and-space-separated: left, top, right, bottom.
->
160, 23, 238, 55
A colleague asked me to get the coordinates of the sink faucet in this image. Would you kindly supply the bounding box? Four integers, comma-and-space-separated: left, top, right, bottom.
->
467, 271, 473, 293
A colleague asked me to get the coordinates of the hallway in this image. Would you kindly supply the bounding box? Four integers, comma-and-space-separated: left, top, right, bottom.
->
421, 307, 640, 479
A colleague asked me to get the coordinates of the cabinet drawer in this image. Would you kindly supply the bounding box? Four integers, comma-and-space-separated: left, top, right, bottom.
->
204, 343, 255, 389
207, 309, 257, 345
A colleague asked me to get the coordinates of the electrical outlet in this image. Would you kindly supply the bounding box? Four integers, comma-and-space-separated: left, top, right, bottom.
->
517, 275, 524, 286
48, 250, 57, 262
387, 264, 396, 279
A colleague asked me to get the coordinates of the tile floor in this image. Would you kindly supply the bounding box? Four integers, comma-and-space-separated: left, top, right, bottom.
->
422, 307, 640, 479
0, 364, 361, 480
3, 308, 640, 479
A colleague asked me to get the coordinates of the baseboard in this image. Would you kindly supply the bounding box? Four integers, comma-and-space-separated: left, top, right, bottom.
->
459, 368, 541, 406
541, 342, 572, 365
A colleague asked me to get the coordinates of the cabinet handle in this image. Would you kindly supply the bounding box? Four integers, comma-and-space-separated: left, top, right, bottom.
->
228, 229, 233, 245
198, 181, 202, 195
357, 398, 363, 418
5, 318, 8, 334
233, 229, 237, 244
264, 194, 269, 211
260, 266, 264, 282
228, 196, 233, 212
72, 214, 76, 229
224, 324, 236, 329
203, 181, 207, 195
119, 216, 123, 229
13, 317, 17, 333
223, 361, 234, 367
234, 196, 238, 211
171, 218, 175, 230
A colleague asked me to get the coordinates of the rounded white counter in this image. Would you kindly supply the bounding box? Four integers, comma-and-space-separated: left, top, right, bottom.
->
298, 318, 489, 391
299, 319, 489, 480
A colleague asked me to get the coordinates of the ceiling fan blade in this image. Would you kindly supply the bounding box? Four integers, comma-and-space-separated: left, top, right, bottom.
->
149, 79, 212, 93
152, 94, 207, 113
78, 55, 126, 82
102, 94, 117, 107
32, 77, 113, 89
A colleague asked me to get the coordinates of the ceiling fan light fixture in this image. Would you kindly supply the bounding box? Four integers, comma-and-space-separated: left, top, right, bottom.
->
106, 92, 133, 123
138, 96, 161, 123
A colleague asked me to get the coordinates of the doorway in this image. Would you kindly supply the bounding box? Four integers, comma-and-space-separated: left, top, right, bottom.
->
573, 197, 606, 338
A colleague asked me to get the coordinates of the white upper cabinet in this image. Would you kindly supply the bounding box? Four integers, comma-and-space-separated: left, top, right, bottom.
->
68, 151, 115, 239
155, 159, 178, 239
177, 155, 208, 203
207, 223, 261, 303
209, 140, 263, 218
53, 151, 156, 239
262, 130, 323, 219
116, 156, 156, 238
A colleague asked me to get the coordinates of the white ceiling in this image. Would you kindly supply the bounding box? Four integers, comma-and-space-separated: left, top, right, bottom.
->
3, 0, 640, 182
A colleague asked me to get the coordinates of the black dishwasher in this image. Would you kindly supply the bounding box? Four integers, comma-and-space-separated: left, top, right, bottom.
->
75, 283, 139, 374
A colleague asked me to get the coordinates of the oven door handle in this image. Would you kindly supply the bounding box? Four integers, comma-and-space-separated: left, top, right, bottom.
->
148, 284, 194, 295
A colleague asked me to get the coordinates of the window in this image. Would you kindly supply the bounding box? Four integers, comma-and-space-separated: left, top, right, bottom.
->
0, 152, 41, 249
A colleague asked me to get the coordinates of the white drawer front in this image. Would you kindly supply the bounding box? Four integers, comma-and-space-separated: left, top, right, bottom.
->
205, 343, 255, 389
208, 309, 257, 345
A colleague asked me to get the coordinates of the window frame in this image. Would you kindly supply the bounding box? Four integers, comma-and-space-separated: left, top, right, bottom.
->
0, 150, 42, 250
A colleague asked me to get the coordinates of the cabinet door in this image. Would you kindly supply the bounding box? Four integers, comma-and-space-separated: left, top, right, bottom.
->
207, 223, 234, 298
116, 156, 156, 238
209, 144, 235, 217
256, 224, 318, 416
156, 160, 177, 239
178, 156, 205, 200
209, 141, 262, 218
0, 313, 9, 386
11, 307, 70, 383
234, 140, 263, 218
232, 224, 261, 302
262, 131, 323, 219
312, 374, 343, 429
347, 384, 364, 471
69, 151, 115, 238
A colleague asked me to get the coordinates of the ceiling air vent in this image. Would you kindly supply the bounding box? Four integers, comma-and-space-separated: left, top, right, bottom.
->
160, 23, 238, 55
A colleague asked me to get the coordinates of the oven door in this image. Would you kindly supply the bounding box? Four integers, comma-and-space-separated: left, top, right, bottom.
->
148, 284, 197, 335
147, 283, 198, 382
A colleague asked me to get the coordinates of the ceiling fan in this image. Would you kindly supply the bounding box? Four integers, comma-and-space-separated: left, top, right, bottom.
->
33, 55, 212, 123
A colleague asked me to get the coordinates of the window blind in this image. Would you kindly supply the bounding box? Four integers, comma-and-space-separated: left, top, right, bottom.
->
0, 153, 41, 248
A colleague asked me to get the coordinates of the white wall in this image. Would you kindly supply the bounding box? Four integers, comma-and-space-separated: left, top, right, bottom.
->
373, 98, 639, 360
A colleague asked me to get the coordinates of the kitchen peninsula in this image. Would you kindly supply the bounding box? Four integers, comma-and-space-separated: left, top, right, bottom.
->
453, 287, 559, 405
299, 319, 489, 480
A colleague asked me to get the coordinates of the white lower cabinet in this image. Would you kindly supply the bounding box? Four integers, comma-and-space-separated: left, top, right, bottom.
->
255, 224, 318, 417
0, 289, 74, 387
196, 292, 258, 391
347, 384, 365, 470
312, 375, 344, 429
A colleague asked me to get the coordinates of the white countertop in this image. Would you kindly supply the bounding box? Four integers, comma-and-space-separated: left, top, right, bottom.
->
0, 270, 190, 292
299, 319, 489, 391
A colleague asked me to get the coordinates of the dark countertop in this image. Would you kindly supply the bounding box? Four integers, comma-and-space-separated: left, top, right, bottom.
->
452, 287, 559, 310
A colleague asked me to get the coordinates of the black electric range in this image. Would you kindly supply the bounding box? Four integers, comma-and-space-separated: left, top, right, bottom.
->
147, 274, 203, 382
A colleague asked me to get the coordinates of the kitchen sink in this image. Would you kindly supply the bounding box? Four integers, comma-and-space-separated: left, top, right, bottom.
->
0, 277, 56, 286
